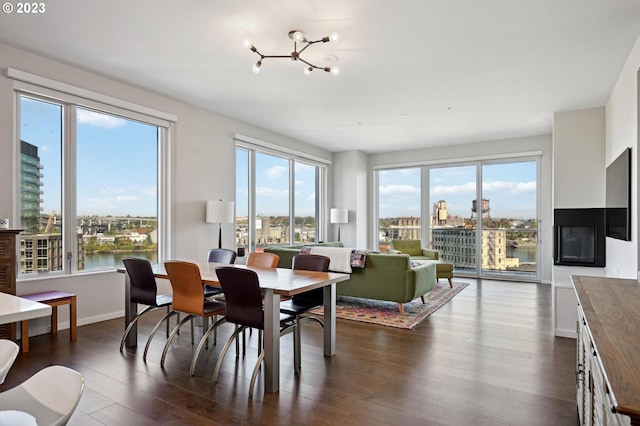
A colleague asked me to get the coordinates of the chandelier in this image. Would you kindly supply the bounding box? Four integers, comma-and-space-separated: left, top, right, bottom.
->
243, 30, 340, 76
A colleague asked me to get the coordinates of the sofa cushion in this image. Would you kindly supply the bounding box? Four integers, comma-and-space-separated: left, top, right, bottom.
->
390, 240, 422, 256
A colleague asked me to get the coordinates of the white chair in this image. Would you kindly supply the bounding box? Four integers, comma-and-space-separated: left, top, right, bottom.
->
0, 365, 84, 426
0, 340, 19, 384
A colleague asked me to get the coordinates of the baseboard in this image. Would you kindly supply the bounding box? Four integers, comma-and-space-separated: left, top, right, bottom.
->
555, 328, 577, 339
25, 310, 124, 337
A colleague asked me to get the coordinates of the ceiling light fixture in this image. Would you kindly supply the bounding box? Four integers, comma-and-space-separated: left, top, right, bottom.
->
244, 30, 340, 76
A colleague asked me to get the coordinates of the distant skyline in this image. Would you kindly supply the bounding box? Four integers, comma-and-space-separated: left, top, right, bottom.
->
20, 97, 158, 217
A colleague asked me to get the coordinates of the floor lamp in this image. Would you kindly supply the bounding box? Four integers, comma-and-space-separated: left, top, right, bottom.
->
206, 199, 235, 248
330, 208, 348, 242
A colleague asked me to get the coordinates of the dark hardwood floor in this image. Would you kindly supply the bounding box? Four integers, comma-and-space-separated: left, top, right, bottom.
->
3, 279, 579, 425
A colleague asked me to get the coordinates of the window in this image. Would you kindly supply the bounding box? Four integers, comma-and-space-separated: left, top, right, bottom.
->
17, 90, 169, 276
377, 167, 421, 252
375, 157, 539, 281
235, 142, 326, 253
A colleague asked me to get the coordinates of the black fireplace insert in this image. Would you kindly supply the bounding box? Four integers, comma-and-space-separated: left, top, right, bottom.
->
553, 208, 605, 267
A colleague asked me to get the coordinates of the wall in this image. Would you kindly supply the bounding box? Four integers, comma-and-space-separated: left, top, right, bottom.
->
551, 107, 607, 338
0, 42, 331, 334
331, 151, 368, 248
606, 34, 640, 278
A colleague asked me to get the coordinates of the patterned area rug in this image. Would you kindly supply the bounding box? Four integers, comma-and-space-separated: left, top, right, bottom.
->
310, 281, 469, 329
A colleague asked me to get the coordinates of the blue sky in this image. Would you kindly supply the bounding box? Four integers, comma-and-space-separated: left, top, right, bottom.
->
379, 161, 537, 219
20, 97, 158, 217
236, 150, 317, 218
21, 96, 534, 221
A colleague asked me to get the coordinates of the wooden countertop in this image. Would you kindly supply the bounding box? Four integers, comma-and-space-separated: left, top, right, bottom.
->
572, 275, 640, 420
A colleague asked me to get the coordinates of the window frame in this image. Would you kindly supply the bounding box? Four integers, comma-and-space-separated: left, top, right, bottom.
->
13, 80, 174, 279
235, 136, 328, 252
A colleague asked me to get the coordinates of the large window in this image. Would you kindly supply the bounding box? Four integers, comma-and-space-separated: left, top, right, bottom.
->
17, 91, 169, 275
236, 143, 325, 253
376, 157, 539, 281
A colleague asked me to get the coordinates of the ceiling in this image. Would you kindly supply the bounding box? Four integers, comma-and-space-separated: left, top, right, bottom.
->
1, 0, 639, 154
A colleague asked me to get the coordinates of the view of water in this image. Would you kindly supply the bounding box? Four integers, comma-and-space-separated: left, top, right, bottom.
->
507, 247, 537, 263
84, 252, 157, 270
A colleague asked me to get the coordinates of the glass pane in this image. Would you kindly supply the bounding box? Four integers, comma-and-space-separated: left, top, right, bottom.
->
429, 165, 477, 274
255, 152, 289, 250
19, 96, 63, 274
481, 161, 537, 278
236, 148, 249, 251
378, 167, 421, 252
76, 108, 158, 271
294, 162, 317, 244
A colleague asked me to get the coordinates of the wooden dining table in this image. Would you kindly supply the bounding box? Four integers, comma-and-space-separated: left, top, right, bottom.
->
118, 260, 349, 393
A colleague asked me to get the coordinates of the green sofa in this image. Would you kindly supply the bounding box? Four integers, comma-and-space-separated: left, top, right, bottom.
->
386, 239, 454, 287
264, 242, 437, 315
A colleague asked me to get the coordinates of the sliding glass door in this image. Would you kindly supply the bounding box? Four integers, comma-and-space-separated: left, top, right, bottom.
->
429, 164, 478, 276
377, 157, 540, 281
480, 161, 538, 279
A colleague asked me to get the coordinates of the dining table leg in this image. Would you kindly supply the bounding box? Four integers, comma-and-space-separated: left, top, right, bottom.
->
323, 283, 336, 356
124, 271, 137, 347
263, 288, 280, 393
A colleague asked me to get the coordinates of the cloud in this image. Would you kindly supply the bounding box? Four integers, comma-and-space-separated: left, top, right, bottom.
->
256, 186, 288, 198
77, 109, 126, 129
265, 165, 286, 179
483, 180, 536, 195
431, 182, 476, 196
100, 186, 126, 195
379, 184, 419, 196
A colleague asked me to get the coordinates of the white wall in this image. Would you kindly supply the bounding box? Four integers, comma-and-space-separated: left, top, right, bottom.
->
369, 134, 553, 284
331, 151, 368, 248
0, 42, 331, 333
551, 107, 607, 338
606, 34, 640, 278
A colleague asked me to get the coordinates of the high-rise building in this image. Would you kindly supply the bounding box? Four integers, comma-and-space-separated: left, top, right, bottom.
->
20, 140, 43, 232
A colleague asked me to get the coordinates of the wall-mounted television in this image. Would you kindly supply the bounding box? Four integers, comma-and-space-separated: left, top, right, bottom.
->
605, 147, 631, 241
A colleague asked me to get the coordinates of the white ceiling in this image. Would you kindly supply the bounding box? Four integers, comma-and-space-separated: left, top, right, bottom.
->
1, 0, 639, 154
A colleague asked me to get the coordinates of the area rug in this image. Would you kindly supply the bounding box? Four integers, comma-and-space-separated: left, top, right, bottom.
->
310, 281, 469, 330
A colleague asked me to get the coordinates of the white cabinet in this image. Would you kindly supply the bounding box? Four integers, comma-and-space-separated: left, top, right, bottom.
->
577, 306, 632, 426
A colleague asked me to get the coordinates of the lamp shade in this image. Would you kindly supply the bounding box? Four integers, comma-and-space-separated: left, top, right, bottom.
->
330, 208, 348, 224
206, 200, 235, 224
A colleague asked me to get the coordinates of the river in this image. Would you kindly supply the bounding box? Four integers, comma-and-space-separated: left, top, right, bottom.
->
84, 252, 157, 270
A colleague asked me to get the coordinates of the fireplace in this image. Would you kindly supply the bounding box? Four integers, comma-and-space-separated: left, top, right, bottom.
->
554, 208, 605, 267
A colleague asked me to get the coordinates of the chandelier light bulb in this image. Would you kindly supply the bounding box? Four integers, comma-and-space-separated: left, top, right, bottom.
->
248, 30, 341, 76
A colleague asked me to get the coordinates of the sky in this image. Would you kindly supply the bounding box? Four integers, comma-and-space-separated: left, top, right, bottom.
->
21, 96, 535, 221
20, 96, 158, 218
378, 161, 537, 220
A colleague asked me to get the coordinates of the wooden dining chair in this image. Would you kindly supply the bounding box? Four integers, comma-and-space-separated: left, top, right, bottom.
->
212, 266, 296, 396
246, 252, 279, 268
160, 261, 227, 369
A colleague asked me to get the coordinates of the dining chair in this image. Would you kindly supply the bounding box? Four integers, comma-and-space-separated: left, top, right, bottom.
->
204, 248, 237, 298
120, 258, 175, 353
246, 252, 279, 268
280, 254, 330, 372
212, 266, 297, 397
0, 340, 19, 384
239, 251, 280, 355
160, 261, 227, 369
0, 365, 84, 426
